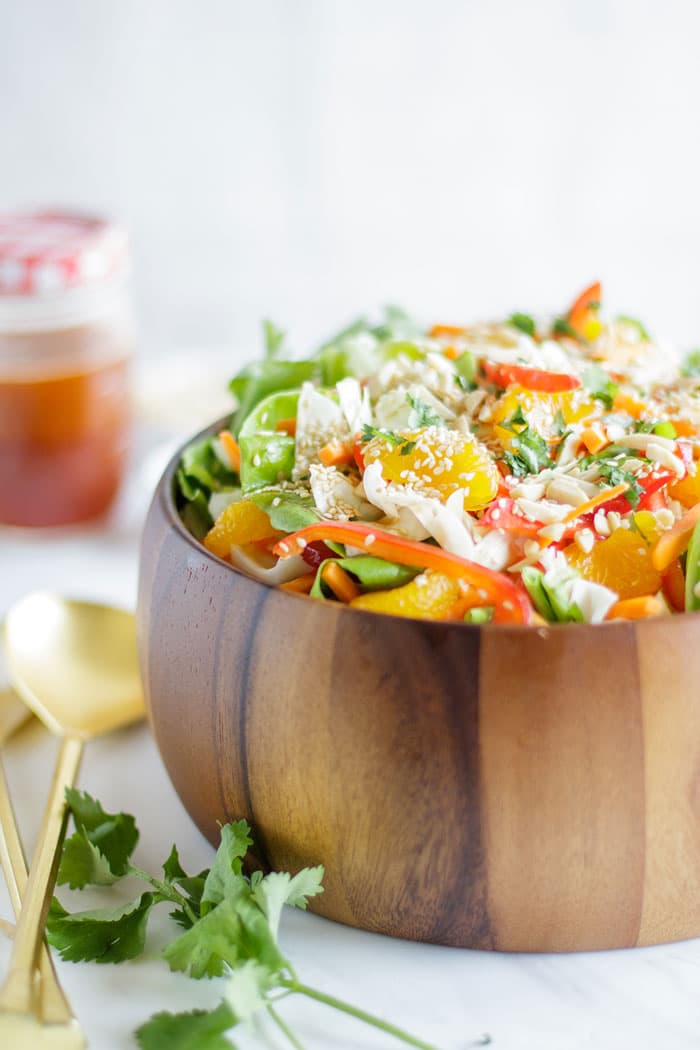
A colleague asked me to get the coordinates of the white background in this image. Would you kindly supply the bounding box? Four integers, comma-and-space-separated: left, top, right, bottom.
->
2, 0, 700, 359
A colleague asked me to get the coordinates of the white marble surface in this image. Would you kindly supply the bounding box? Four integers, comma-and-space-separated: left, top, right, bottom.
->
1, 447, 700, 1050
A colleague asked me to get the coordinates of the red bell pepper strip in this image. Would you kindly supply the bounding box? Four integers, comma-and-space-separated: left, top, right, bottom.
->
566, 281, 601, 339
479, 498, 544, 537
273, 521, 532, 624
353, 435, 366, 474
480, 360, 581, 393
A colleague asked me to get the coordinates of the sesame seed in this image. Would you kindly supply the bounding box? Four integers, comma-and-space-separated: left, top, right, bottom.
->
296, 538, 307, 548
364, 533, 376, 546
253, 453, 262, 468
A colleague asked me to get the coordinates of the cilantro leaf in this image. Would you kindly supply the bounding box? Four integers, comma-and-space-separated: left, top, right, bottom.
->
58, 836, 118, 890
252, 866, 324, 939
360, 424, 404, 447
201, 821, 253, 911
169, 873, 209, 931
135, 1002, 236, 1050
160, 845, 210, 930
163, 898, 245, 978
499, 405, 528, 431
163, 844, 187, 883
263, 319, 286, 360
46, 893, 157, 964
582, 364, 618, 410
406, 393, 444, 428
164, 894, 286, 979
508, 312, 536, 337
500, 406, 551, 476
552, 409, 567, 437
597, 462, 643, 508
360, 424, 417, 457
57, 789, 139, 889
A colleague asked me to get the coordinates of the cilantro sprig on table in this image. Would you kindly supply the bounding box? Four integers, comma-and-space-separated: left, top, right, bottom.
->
47, 790, 444, 1050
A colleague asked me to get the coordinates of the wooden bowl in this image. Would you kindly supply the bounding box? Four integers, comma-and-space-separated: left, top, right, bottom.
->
138, 424, 700, 952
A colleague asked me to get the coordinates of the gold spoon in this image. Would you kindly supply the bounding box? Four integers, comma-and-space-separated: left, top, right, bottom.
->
0, 593, 144, 1048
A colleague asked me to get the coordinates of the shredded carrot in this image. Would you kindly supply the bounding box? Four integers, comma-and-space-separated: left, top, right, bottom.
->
218, 430, 241, 473
443, 346, 461, 361
651, 502, 700, 571
275, 417, 297, 436
580, 426, 609, 455
670, 419, 697, 438
318, 441, 353, 468
612, 391, 645, 419
428, 323, 466, 339
321, 561, 361, 603
280, 573, 315, 594
562, 483, 629, 524
606, 596, 664, 620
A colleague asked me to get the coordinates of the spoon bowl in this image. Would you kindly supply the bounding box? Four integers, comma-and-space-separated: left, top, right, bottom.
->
3, 593, 143, 738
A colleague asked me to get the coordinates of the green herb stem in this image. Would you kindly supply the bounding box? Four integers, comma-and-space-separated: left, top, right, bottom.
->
127, 865, 199, 928
267, 1004, 307, 1050
282, 979, 443, 1050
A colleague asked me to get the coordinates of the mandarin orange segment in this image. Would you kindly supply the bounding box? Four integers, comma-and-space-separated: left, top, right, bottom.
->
566, 527, 661, 600
491, 385, 598, 446
350, 570, 471, 621
668, 470, 700, 509
363, 426, 499, 511
204, 499, 279, 558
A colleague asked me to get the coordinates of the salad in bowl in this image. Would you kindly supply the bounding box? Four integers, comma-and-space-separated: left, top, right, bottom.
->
175, 283, 700, 627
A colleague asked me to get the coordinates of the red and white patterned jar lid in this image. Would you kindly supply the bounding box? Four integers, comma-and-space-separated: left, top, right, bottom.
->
0, 210, 129, 297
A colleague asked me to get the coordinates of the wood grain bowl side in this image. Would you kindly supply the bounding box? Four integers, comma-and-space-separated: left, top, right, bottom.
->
137, 431, 700, 952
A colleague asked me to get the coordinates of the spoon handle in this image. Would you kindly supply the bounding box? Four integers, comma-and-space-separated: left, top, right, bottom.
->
0, 735, 83, 1016
0, 754, 74, 1023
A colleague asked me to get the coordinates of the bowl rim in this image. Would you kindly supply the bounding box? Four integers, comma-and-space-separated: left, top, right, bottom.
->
155, 418, 700, 634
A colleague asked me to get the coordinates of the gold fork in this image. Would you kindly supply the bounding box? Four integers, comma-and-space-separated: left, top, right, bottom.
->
0, 689, 84, 1047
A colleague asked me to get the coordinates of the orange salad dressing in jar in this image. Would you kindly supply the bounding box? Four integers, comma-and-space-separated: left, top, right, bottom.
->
0, 212, 134, 526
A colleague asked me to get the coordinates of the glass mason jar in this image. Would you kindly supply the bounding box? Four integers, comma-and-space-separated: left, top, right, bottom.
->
0, 211, 134, 527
